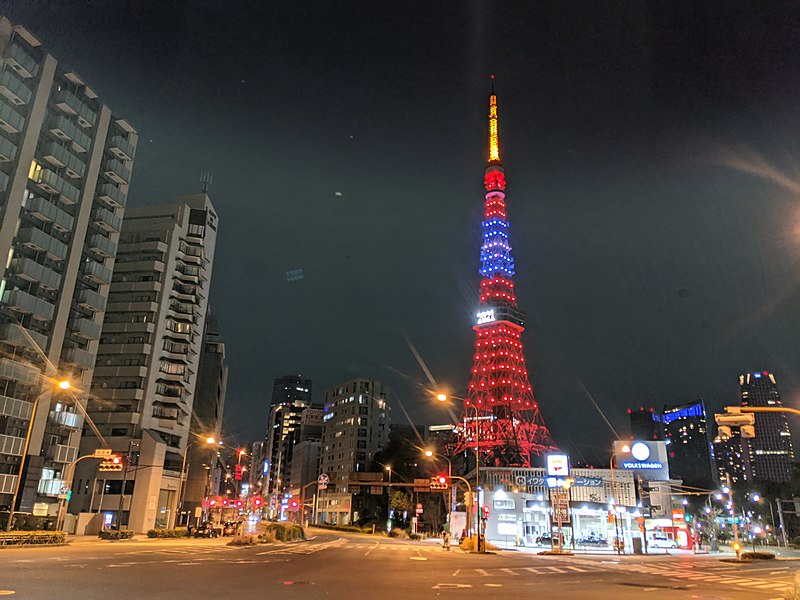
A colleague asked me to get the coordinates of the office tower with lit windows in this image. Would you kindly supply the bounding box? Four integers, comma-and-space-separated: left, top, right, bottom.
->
740, 371, 794, 483
0, 16, 136, 517
320, 379, 390, 485
713, 426, 748, 485
627, 407, 662, 441
180, 311, 227, 525
264, 375, 313, 496
662, 399, 716, 489
73, 195, 217, 531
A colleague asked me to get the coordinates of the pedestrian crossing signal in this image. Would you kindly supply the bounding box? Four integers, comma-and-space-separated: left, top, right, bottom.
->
99, 455, 123, 472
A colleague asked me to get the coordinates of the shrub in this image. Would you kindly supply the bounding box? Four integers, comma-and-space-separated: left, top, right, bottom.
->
741, 551, 775, 560
793, 536, 800, 548
258, 531, 278, 544
228, 535, 257, 546
0, 531, 65, 545
389, 528, 409, 539
146, 528, 188, 538
262, 522, 305, 542
459, 535, 500, 552
99, 529, 134, 540
409, 533, 423, 541
313, 523, 364, 533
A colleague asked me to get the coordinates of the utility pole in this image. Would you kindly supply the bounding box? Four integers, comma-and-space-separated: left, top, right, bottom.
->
116, 441, 132, 530
776, 498, 789, 547
726, 473, 741, 559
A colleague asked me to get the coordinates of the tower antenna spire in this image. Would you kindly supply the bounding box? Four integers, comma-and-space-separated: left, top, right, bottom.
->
488, 75, 500, 163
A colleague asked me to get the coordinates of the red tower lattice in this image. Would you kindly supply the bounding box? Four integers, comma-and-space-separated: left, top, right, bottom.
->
452, 83, 556, 467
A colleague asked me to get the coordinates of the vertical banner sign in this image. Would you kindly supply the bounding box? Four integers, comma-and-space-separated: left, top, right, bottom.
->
550, 489, 570, 525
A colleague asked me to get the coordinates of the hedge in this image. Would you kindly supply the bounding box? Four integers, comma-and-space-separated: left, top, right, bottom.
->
99, 529, 134, 540
147, 528, 189, 538
259, 523, 305, 542
314, 523, 372, 534
0, 531, 65, 545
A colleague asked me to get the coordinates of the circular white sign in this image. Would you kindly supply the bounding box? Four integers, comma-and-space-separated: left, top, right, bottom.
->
318, 473, 329, 484
631, 442, 650, 461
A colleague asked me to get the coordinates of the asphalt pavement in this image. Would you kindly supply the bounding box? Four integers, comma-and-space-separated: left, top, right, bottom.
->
0, 529, 796, 599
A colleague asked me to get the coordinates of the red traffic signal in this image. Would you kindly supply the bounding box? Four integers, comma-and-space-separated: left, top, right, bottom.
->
235, 500, 243, 508
429, 475, 449, 491
235, 465, 243, 481
252, 496, 263, 507
99, 455, 124, 472
480, 505, 490, 519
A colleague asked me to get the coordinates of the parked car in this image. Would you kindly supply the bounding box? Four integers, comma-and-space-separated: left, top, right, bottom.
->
222, 521, 240, 536
193, 523, 220, 538
578, 535, 608, 546
648, 535, 677, 549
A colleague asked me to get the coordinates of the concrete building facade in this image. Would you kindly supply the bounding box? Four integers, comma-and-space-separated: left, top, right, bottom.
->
72, 194, 217, 531
0, 16, 136, 519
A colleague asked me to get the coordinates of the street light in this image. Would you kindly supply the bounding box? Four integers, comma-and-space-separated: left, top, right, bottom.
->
175, 436, 219, 528
6, 378, 71, 531
436, 391, 483, 552
385, 465, 392, 532
422, 449, 453, 526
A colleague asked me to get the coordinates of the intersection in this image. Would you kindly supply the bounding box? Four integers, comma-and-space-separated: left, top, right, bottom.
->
0, 530, 796, 599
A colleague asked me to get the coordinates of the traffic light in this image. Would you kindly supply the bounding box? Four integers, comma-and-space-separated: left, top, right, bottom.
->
429, 475, 449, 491
252, 496, 263, 508
289, 497, 300, 512
99, 455, 123, 472
235, 464, 243, 481
480, 505, 490, 519
235, 500, 243, 508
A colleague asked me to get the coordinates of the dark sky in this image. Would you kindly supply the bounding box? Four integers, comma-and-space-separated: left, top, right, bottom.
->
6, 1, 800, 463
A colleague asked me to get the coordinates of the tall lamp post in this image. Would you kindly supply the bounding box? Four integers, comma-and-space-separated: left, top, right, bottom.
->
174, 436, 219, 528
6, 378, 71, 531
437, 392, 484, 553
423, 450, 452, 526
385, 465, 392, 532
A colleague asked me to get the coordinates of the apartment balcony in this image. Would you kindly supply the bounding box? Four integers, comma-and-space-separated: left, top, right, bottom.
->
92, 207, 122, 234
37, 477, 67, 497
175, 266, 200, 284
61, 347, 95, 370
97, 343, 151, 357
49, 114, 91, 153
91, 388, 144, 402
103, 158, 130, 185
54, 88, 96, 128
0, 68, 32, 105
82, 260, 112, 285
0, 434, 25, 456
0, 473, 16, 495
0, 170, 8, 194
87, 233, 116, 259
106, 300, 157, 313
114, 259, 164, 275
5, 43, 38, 79
0, 101, 24, 134
101, 321, 154, 335
70, 317, 102, 341
0, 323, 47, 352
110, 280, 161, 295
97, 182, 127, 209
152, 404, 185, 425
33, 168, 80, 205
76, 287, 107, 312
42, 141, 86, 179
17, 226, 68, 261
93, 365, 147, 379
25, 195, 74, 232
47, 443, 78, 464
2, 288, 55, 322
0, 357, 41, 385
49, 408, 83, 429
12, 257, 62, 291
109, 135, 135, 161
0, 133, 16, 163
0, 394, 33, 420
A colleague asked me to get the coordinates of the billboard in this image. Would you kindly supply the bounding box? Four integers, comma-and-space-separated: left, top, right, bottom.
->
613, 440, 669, 481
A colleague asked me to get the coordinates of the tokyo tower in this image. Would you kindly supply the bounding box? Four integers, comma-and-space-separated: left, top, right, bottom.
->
453, 79, 556, 467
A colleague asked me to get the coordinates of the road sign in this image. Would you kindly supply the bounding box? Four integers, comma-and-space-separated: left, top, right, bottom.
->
318, 473, 329, 490
413, 478, 430, 493
415, 503, 423, 514
60, 485, 70, 495
93, 448, 113, 458
550, 489, 570, 524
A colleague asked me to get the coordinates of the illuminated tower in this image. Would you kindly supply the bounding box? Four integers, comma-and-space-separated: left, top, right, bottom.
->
453, 80, 556, 467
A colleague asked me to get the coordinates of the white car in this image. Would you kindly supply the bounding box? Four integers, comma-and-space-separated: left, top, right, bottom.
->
648, 536, 677, 549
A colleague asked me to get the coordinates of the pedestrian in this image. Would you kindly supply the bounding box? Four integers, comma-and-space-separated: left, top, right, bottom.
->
187, 524, 193, 537
442, 529, 451, 551
461, 528, 467, 542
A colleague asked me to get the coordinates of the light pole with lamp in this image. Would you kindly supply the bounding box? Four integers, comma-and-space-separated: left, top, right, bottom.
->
6, 378, 71, 531
385, 465, 392, 532
423, 449, 453, 528
174, 436, 220, 528
436, 392, 484, 553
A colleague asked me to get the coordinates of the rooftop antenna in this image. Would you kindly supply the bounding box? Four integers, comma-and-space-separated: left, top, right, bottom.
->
200, 171, 213, 194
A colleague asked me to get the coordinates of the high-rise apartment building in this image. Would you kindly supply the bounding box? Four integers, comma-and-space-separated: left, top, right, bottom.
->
181, 311, 227, 525
713, 426, 748, 486
320, 378, 390, 488
0, 17, 136, 518
627, 407, 662, 441
662, 399, 716, 489
288, 407, 323, 493
264, 374, 312, 497
740, 371, 794, 483
73, 194, 217, 531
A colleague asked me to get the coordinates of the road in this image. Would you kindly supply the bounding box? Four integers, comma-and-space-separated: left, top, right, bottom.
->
0, 529, 796, 599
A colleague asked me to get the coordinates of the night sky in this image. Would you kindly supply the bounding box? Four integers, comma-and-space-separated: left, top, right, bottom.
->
6, 1, 800, 463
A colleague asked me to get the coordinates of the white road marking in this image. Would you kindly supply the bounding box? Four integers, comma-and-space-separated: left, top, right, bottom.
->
432, 583, 472, 589
474, 568, 490, 577
364, 542, 380, 556
452, 569, 461, 577
409, 556, 427, 561
483, 583, 502, 587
